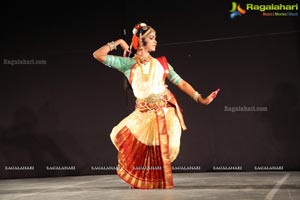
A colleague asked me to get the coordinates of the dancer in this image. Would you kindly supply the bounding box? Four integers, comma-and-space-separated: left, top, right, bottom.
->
93, 22, 220, 189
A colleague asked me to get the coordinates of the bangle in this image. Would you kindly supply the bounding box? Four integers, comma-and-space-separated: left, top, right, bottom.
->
192, 91, 201, 102
107, 41, 117, 51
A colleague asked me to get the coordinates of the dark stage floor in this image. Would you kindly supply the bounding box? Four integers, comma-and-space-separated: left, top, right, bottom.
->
0, 171, 299, 200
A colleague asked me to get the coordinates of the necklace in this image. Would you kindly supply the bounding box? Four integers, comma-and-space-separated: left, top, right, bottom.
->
134, 54, 152, 64
134, 55, 153, 82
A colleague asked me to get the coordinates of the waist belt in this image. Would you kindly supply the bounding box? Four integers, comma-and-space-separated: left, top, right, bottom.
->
136, 91, 171, 112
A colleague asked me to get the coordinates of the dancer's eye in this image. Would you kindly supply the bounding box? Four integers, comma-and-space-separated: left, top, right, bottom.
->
149, 35, 156, 40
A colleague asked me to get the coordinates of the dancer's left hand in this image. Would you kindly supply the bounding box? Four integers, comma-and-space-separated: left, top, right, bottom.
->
202, 88, 220, 105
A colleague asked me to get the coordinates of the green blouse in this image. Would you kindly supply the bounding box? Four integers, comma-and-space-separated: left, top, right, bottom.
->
103, 55, 182, 85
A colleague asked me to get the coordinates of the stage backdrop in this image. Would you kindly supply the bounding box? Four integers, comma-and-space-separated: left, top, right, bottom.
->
1, 1, 299, 178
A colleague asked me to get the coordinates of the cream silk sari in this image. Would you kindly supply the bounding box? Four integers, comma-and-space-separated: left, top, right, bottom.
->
107, 56, 186, 189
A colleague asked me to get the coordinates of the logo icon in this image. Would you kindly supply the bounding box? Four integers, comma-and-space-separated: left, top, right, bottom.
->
230, 2, 246, 19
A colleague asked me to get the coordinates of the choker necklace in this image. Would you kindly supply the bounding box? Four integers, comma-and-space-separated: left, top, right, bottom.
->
134, 54, 152, 64
134, 54, 153, 82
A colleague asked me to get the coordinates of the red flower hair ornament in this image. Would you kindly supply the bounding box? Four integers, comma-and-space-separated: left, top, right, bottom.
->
131, 23, 147, 50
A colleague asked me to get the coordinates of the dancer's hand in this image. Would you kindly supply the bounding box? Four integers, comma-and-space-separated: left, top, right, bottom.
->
202, 88, 220, 105
116, 39, 131, 57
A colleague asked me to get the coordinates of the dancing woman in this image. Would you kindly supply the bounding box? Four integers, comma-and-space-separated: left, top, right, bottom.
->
93, 22, 220, 189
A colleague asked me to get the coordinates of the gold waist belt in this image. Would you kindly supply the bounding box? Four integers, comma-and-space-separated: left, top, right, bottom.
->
136, 91, 171, 112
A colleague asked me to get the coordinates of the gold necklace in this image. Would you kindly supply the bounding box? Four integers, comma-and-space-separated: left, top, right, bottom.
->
134, 55, 153, 82
134, 54, 152, 64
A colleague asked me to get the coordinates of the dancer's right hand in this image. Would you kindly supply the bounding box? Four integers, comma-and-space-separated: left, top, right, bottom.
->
117, 39, 131, 57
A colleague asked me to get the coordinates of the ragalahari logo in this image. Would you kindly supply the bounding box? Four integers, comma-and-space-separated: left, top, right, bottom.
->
230, 2, 247, 19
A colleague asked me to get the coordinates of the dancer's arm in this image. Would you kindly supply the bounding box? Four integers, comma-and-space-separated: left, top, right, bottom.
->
176, 80, 220, 105
93, 39, 130, 63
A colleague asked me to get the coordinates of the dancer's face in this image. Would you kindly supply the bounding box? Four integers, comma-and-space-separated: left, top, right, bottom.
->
143, 31, 157, 52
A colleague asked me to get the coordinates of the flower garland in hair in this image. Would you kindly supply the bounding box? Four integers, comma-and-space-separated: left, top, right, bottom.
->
132, 35, 139, 50
131, 23, 147, 50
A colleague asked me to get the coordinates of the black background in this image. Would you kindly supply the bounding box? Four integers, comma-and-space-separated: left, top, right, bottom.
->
1, 0, 299, 178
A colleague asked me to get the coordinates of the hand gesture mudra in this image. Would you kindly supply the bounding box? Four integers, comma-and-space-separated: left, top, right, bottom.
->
203, 88, 220, 105
118, 39, 131, 57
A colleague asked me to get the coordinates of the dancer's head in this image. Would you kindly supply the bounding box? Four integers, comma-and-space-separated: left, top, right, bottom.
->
130, 22, 157, 54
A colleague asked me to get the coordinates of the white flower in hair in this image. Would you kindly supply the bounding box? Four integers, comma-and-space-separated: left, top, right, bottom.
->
140, 23, 147, 27
132, 22, 147, 35
132, 28, 138, 35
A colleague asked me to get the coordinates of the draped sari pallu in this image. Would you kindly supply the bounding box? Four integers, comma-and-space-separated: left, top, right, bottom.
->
114, 56, 186, 189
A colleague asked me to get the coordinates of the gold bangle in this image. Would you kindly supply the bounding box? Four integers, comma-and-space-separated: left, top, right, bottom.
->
107, 41, 117, 51
192, 91, 201, 102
